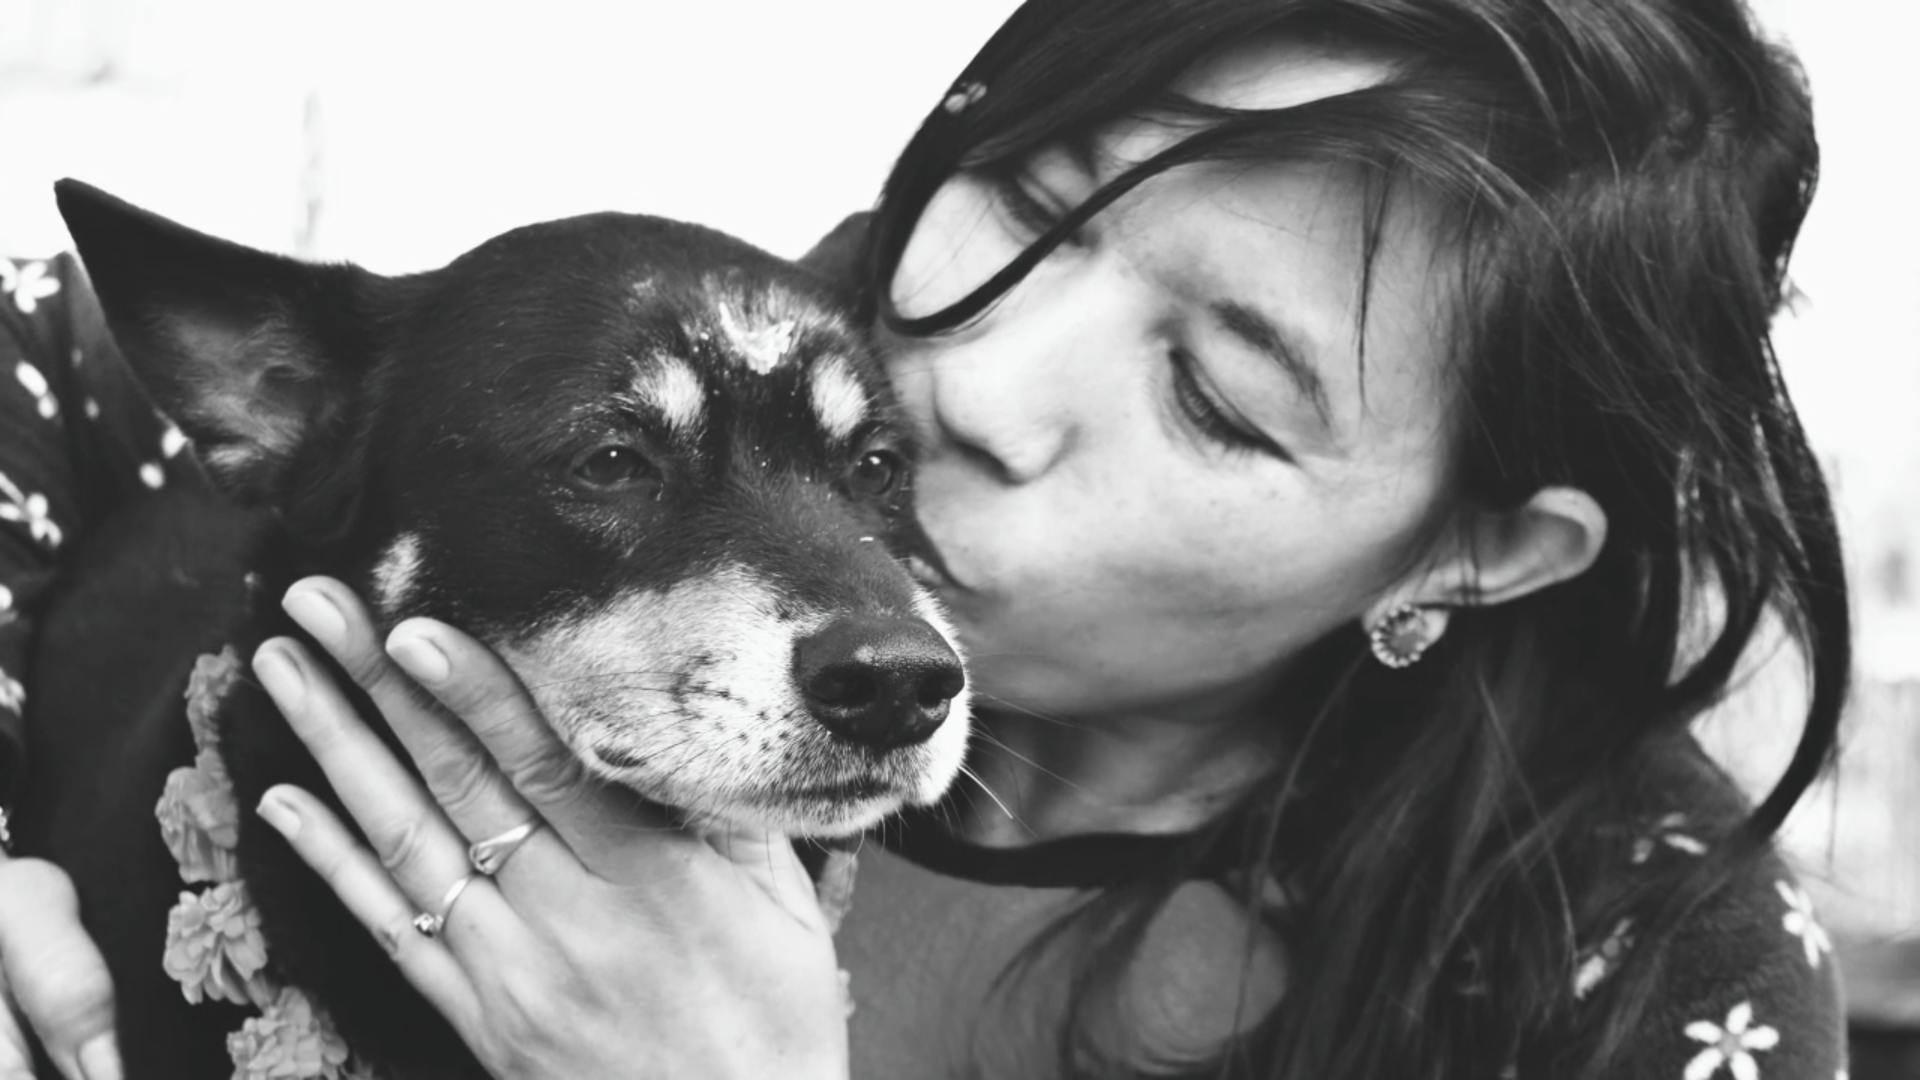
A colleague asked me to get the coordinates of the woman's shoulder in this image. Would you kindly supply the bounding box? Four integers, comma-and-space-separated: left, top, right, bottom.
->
1, 252, 98, 379
0, 248, 188, 505
1562, 731, 1847, 1079
0, 249, 196, 831
1, 249, 130, 432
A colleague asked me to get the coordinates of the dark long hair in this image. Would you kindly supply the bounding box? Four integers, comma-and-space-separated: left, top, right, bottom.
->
857, 2, 1844, 1077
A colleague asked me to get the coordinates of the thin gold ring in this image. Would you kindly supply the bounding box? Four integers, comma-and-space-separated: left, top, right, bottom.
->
467, 820, 541, 876
412, 872, 477, 939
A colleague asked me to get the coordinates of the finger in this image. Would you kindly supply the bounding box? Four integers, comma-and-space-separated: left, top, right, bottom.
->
251, 636, 542, 933
380, 613, 686, 870
280, 579, 572, 885
252, 785, 484, 1031
700, 827, 832, 933
0, 858, 120, 1080
0, 968, 35, 1078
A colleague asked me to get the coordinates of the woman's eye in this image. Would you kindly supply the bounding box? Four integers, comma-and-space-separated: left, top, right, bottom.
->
571, 446, 654, 488
847, 448, 908, 502
1169, 349, 1291, 462
988, 170, 1073, 242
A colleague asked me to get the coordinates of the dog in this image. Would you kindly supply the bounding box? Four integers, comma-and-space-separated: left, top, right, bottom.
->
15, 180, 970, 1079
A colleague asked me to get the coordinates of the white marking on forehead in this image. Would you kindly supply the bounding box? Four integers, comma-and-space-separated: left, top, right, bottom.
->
807, 355, 870, 442
630, 357, 706, 437
371, 532, 424, 617
714, 299, 798, 375
702, 274, 858, 378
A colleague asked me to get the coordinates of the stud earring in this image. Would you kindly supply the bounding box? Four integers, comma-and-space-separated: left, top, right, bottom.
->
1368, 603, 1448, 668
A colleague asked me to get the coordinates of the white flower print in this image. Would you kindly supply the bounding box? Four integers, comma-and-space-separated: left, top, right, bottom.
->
1633, 812, 1708, 864
0, 581, 14, 628
1574, 917, 1636, 999
141, 424, 191, 489
1776, 881, 1832, 969
0, 668, 23, 715
0, 260, 60, 314
1684, 1001, 1779, 1080
15, 361, 57, 420
0, 469, 62, 549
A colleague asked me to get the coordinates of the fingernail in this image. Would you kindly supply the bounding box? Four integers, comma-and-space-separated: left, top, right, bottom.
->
282, 583, 346, 646
78, 1034, 122, 1080
387, 626, 450, 684
253, 641, 307, 705
256, 788, 302, 840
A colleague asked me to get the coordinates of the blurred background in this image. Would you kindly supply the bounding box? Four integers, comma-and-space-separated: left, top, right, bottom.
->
1, 0, 1915, 1071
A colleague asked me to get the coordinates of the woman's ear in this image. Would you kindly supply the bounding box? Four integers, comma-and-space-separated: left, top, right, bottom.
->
1373, 486, 1609, 620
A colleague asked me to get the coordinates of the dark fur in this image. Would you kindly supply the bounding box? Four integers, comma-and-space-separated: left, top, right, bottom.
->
17, 181, 958, 1078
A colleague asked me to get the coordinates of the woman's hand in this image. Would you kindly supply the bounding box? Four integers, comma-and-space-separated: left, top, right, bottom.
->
0, 854, 121, 1080
250, 576, 850, 1080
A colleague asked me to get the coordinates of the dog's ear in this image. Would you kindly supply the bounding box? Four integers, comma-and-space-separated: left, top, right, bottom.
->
55, 179, 388, 504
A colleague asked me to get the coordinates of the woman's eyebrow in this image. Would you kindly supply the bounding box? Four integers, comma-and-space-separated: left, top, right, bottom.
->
1209, 298, 1333, 431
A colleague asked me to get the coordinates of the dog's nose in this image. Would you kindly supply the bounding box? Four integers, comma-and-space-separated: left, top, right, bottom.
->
793, 616, 964, 751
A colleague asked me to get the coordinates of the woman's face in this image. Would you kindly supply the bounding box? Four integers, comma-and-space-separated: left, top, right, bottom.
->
882, 40, 1460, 721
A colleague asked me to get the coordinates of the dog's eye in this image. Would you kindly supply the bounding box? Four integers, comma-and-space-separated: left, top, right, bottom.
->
846, 449, 906, 501
572, 446, 653, 488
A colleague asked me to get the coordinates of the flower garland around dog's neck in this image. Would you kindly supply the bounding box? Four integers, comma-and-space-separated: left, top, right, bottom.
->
156, 648, 379, 1080
160, 649, 863, 1079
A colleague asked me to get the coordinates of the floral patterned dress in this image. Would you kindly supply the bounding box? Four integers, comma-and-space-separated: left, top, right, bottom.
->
0, 252, 204, 852
0, 247, 1853, 1078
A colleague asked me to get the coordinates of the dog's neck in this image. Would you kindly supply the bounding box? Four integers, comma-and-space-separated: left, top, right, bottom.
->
207, 518, 486, 1078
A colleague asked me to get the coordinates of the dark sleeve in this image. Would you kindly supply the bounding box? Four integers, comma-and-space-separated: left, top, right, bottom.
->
1668, 855, 1843, 1078
1571, 822, 1849, 1079
0, 253, 203, 845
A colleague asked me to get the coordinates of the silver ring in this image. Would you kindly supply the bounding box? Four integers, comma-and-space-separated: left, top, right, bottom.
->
467, 820, 540, 876
413, 873, 478, 939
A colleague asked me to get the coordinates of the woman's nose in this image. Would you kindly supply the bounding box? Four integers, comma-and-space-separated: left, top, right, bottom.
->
908, 265, 1146, 486
919, 340, 1079, 485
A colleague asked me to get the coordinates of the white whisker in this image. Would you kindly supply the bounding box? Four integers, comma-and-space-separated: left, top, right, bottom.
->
971, 688, 1088, 731
957, 761, 1019, 824
968, 728, 1092, 796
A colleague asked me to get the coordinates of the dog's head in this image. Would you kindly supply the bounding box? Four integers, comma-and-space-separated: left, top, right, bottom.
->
57, 180, 969, 837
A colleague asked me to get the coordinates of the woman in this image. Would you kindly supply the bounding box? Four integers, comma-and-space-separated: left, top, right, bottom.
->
0, 0, 1849, 1076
